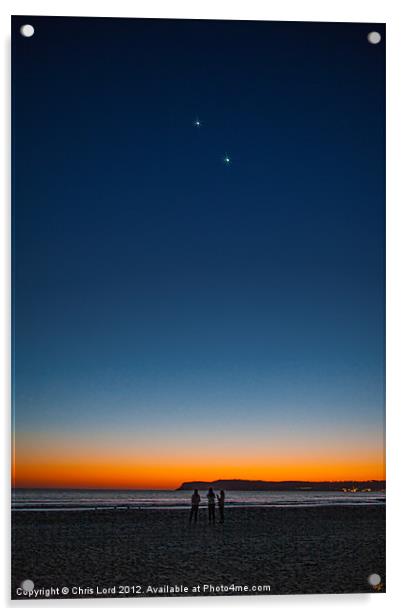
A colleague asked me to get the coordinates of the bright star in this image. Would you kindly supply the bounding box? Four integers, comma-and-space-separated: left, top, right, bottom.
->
194, 118, 201, 127
223, 154, 231, 165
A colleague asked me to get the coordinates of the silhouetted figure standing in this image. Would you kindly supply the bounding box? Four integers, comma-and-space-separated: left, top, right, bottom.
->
207, 488, 216, 524
189, 489, 200, 523
218, 490, 225, 523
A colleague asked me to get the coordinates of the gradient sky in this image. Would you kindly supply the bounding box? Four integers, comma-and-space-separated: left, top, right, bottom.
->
12, 17, 385, 488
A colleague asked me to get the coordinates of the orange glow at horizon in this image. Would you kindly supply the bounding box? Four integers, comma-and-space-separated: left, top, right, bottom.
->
13, 432, 385, 489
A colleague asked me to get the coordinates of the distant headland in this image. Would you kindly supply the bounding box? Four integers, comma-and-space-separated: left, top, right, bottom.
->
176, 479, 385, 492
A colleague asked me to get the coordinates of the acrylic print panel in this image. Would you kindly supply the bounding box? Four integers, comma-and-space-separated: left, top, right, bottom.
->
11, 16, 385, 599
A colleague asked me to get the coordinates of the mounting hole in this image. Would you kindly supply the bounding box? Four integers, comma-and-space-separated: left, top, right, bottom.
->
20, 24, 35, 38
368, 573, 381, 587
21, 579, 35, 592
367, 31, 381, 45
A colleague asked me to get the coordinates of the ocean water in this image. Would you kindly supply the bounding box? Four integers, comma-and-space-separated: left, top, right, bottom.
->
11, 489, 385, 511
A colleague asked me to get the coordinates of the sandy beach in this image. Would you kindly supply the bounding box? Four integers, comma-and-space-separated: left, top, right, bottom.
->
12, 505, 385, 599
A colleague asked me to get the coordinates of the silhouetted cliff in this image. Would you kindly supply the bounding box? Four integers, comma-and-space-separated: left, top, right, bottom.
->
176, 479, 385, 491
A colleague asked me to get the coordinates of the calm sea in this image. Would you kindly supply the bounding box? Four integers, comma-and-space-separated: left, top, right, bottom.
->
12, 489, 385, 511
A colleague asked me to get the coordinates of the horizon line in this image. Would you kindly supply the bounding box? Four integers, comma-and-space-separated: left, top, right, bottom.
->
12, 478, 386, 490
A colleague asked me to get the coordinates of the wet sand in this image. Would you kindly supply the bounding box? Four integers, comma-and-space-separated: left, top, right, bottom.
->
12, 505, 385, 599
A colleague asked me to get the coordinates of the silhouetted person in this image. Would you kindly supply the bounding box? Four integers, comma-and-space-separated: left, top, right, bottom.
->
207, 488, 216, 524
189, 489, 200, 523
218, 490, 225, 523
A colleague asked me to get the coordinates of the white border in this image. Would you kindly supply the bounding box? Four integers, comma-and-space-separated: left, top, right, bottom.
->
2, 1, 401, 614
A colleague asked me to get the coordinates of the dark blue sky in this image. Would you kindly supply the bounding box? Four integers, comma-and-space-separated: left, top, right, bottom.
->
12, 17, 385, 485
